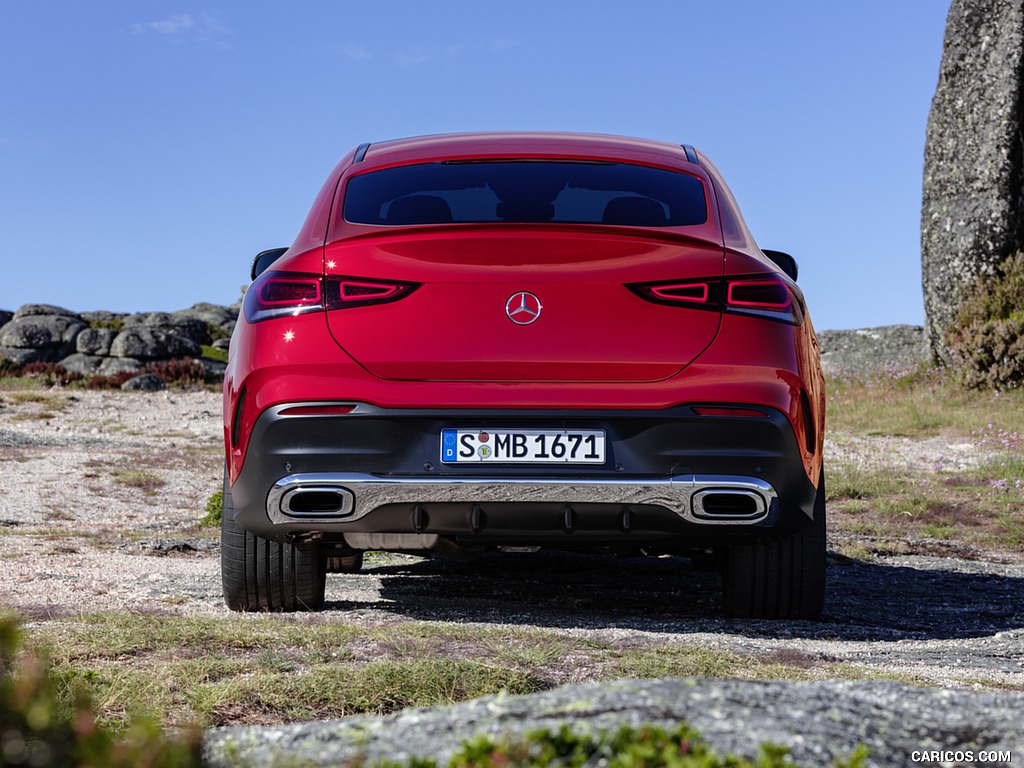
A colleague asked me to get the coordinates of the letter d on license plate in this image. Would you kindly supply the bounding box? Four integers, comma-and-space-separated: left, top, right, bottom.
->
440, 429, 606, 464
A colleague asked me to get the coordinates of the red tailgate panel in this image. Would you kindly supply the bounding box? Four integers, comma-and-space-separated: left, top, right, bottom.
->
324, 228, 725, 383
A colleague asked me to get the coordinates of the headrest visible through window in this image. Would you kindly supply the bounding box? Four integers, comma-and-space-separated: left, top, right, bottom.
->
602, 196, 667, 226
385, 195, 453, 224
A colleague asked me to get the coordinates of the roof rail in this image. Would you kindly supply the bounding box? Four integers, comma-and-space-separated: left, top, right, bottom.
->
680, 145, 698, 164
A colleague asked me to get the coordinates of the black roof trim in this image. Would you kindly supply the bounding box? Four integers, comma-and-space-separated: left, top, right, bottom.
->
353, 142, 372, 163
681, 145, 699, 164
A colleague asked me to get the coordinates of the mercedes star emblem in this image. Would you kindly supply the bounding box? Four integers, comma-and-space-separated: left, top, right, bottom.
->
505, 291, 542, 325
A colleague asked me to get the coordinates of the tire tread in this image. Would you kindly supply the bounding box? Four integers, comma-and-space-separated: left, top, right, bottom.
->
723, 470, 826, 620
220, 467, 326, 612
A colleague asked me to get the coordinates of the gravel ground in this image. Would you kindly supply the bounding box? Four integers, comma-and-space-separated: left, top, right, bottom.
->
0, 387, 225, 617
1, 386, 1021, 694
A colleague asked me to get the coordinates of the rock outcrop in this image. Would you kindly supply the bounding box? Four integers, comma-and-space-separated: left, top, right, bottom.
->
921, 0, 1024, 358
817, 325, 929, 375
204, 678, 1024, 768
0, 304, 88, 365
0, 303, 237, 383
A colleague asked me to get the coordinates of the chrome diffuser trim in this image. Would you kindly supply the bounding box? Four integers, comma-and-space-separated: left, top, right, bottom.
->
266, 473, 776, 526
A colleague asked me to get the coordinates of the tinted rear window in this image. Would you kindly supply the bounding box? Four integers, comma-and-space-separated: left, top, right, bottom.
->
342, 161, 707, 227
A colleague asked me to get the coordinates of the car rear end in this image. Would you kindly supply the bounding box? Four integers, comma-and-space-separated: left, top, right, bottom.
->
222, 133, 826, 618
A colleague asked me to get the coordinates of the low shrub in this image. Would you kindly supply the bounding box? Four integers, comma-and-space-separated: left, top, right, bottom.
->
146, 358, 208, 387
83, 370, 138, 390
204, 322, 231, 343
20, 363, 83, 387
200, 489, 223, 527
0, 357, 20, 378
944, 250, 1024, 389
0, 616, 202, 767
371, 724, 869, 767
9, 358, 214, 390
88, 318, 125, 333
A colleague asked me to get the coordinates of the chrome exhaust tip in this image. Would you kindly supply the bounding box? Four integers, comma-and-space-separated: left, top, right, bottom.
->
692, 489, 769, 522
278, 487, 354, 518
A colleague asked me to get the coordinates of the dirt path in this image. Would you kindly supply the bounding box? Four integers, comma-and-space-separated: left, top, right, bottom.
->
1, 387, 1022, 691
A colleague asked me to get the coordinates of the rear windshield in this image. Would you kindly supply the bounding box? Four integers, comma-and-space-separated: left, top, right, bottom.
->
342, 161, 707, 227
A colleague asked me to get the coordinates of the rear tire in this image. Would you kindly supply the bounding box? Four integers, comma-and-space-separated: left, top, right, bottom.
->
220, 468, 326, 612
722, 469, 826, 619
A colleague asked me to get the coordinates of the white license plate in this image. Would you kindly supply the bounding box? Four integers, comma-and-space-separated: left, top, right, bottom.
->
440, 428, 606, 464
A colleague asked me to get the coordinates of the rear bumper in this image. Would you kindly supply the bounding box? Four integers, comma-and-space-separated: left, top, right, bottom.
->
230, 402, 817, 548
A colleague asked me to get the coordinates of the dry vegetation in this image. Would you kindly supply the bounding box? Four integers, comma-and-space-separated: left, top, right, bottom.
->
826, 365, 1024, 561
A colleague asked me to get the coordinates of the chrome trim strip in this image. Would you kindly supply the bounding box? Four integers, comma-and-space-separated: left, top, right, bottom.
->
267, 473, 776, 527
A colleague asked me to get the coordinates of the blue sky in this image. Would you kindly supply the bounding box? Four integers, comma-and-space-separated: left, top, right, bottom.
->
0, 2, 949, 331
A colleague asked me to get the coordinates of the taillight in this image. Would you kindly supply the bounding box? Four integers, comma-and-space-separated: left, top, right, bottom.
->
725, 275, 803, 325
648, 282, 709, 303
244, 271, 420, 322
627, 273, 803, 325
327, 278, 420, 309
627, 280, 723, 311
244, 271, 324, 323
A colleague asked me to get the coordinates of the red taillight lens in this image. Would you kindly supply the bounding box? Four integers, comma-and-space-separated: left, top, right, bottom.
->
627, 280, 721, 311
244, 272, 421, 323
727, 278, 791, 309
627, 273, 803, 325
327, 277, 421, 309
244, 271, 324, 323
260, 279, 320, 304
648, 282, 709, 303
725, 275, 803, 325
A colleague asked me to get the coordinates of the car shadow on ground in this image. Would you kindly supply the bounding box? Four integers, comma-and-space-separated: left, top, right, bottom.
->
322, 549, 1024, 642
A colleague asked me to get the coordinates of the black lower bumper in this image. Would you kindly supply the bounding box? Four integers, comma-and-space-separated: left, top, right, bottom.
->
230, 403, 817, 548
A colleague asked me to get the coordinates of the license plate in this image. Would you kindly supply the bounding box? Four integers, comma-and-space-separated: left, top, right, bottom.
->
440, 428, 606, 464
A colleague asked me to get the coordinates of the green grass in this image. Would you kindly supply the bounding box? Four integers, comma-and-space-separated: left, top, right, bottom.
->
23, 613, 885, 732
3, 389, 69, 421
110, 469, 165, 494
826, 460, 1024, 555
3, 607, 874, 768
0, 375, 42, 389
11, 611, 915, 764
824, 367, 1024, 556
826, 367, 1024, 438
200, 344, 229, 363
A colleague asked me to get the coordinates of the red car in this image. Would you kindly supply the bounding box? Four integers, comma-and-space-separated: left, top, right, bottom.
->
221, 132, 826, 619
